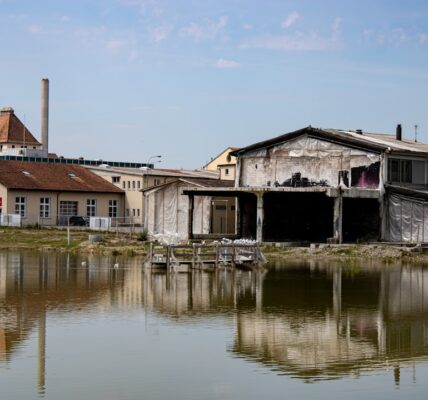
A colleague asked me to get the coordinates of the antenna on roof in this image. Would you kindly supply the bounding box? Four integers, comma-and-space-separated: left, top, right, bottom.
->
415, 124, 419, 143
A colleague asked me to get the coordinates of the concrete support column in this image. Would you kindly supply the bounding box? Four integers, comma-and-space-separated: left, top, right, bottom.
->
188, 195, 194, 240
333, 195, 343, 244
256, 192, 264, 243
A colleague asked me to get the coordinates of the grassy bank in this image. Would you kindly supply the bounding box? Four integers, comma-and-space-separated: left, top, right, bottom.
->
0, 227, 147, 255
1, 227, 428, 263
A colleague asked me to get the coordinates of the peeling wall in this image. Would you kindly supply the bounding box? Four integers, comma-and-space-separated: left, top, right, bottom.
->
239, 135, 381, 189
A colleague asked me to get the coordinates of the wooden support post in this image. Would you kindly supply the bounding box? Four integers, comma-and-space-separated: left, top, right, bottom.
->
166, 245, 170, 271
192, 243, 196, 269
215, 244, 219, 268
333, 195, 343, 244
149, 242, 153, 265
188, 195, 194, 240
256, 192, 264, 243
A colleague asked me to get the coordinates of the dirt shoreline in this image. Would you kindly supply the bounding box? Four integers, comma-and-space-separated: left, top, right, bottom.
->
1, 227, 428, 263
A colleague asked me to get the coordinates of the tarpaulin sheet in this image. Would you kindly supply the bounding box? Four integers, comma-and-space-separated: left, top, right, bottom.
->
241, 135, 380, 188
388, 193, 428, 242
146, 181, 210, 243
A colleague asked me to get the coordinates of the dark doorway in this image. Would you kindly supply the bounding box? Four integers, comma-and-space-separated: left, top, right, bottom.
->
263, 193, 334, 242
343, 198, 380, 242
239, 194, 257, 240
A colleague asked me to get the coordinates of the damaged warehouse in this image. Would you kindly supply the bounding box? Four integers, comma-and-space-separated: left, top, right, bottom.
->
184, 125, 428, 244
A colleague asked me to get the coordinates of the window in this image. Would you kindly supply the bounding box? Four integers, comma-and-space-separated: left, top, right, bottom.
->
225, 168, 229, 176
59, 201, 78, 216
127, 181, 130, 190
137, 209, 140, 217
388, 159, 425, 184
132, 209, 136, 217
122, 181, 126, 189
137, 181, 141, 189
112, 176, 120, 183
15, 197, 26, 217
132, 181, 136, 190
154, 178, 161, 186
109, 200, 118, 218
126, 208, 130, 217
87, 199, 97, 217
40, 197, 51, 218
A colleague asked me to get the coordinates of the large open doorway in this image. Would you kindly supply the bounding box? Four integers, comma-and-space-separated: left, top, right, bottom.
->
263, 192, 334, 242
343, 198, 380, 242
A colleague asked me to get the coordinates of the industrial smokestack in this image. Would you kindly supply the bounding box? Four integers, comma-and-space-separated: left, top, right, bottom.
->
41, 78, 49, 152
396, 124, 402, 141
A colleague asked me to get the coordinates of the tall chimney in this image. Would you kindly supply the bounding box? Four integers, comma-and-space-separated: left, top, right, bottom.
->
396, 124, 402, 141
41, 78, 49, 152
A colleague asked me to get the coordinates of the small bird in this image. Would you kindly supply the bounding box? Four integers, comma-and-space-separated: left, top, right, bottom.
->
113, 263, 119, 269
81, 261, 87, 267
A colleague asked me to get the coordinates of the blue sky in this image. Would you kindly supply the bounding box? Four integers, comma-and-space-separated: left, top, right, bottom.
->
0, 0, 427, 168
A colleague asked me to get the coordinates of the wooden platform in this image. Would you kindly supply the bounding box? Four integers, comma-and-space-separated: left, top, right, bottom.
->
146, 243, 266, 271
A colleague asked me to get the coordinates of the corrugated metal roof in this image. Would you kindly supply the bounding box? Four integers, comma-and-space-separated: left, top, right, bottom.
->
232, 126, 428, 156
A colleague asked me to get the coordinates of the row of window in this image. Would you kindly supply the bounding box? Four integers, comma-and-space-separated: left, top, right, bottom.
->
126, 208, 141, 217
117, 178, 162, 190
14, 197, 119, 218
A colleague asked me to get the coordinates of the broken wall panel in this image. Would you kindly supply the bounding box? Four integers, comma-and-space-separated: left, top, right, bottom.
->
387, 194, 428, 242
240, 135, 380, 188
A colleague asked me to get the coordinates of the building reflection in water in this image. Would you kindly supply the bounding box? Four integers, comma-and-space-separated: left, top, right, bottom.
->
1, 252, 428, 392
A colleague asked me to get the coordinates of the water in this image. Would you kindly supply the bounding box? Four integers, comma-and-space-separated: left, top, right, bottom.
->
0, 252, 428, 399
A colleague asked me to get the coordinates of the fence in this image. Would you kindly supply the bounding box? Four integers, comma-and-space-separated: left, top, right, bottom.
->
0, 214, 22, 227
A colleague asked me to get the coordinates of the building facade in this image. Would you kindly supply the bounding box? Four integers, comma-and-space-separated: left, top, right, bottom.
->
185, 125, 428, 243
0, 161, 124, 225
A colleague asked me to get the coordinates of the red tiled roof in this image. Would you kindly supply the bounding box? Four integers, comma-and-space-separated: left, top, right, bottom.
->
0, 108, 41, 145
0, 161, 124, 193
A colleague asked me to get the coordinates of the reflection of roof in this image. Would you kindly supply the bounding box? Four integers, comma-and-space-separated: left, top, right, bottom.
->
231, 126, 428, 156
0, 161, 124, 193
0, 108, 41, 145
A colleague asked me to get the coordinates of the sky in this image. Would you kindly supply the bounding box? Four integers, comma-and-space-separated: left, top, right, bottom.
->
0, 0, 427, 168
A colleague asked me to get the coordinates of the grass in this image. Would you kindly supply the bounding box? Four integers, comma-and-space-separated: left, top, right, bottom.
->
0, 227, 147, 255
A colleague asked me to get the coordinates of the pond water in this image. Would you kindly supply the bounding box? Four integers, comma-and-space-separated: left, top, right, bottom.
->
0, 252, 428, 399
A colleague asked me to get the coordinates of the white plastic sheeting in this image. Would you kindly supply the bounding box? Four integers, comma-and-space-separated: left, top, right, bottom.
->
388, 194, 428, 242
145, 181, 211, 243
0, 214, 21, 227
240, 135, 380, 188
89, 217, 111, 231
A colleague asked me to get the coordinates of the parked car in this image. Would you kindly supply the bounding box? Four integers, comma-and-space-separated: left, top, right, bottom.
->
68, 216, 88, 226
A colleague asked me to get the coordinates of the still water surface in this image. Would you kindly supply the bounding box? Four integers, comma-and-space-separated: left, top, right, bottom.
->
1, 252, 428, 399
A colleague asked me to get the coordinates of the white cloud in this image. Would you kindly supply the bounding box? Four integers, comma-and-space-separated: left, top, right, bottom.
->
281, 11, 299, 29
242, 23, 253, 30
148, 24, 173, 42
332, 17, 342, 34
242, 17, 342, 52
215, 58, 240, 69
419, 33, 428, 44
60, 15, 71, 22
242, 32, 339, 51
180, 16, 228, 42
27, 24, 42, 34
106, 39, 127, 53
120, 0, 163, 16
